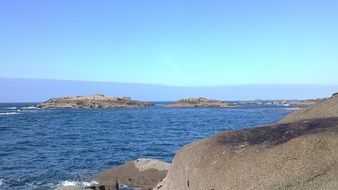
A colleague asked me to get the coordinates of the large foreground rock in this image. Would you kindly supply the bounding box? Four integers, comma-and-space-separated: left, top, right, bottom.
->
95, 158, 170, 190
169, 97, 235, 108
156, 118, 338, 190
38, 94, 153, 109
279, 93, 338, 123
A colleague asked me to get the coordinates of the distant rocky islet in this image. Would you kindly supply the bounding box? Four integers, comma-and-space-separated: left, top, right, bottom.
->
35, 94, 322, 109
37, 94, 153, 109
36, 95, 239, 109
168, 97, 236, 108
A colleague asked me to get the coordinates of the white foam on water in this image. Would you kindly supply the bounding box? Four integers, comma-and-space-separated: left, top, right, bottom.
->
0, 112, 19, 115
0, 178, 4, 186
56, 180, 98, 189
22, 106, 40, 109
4, 107, 17, 109
61, 180, 77, 186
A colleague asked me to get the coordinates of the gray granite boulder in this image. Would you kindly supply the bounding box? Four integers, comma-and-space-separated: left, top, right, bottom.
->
94, 158, 170, 190
155, 118, 338, 190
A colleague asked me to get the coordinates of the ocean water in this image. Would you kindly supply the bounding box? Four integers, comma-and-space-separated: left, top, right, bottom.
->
0, 103, 291, 190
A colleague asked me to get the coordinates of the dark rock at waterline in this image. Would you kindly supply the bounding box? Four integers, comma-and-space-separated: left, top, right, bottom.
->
156, 117, 338, 190
94, 158, 170, 190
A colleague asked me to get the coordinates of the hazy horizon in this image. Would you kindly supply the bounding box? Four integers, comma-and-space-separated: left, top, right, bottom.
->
1, 77, 337, 102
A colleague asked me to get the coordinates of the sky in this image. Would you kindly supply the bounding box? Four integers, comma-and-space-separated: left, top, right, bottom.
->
0, 0, 338, 86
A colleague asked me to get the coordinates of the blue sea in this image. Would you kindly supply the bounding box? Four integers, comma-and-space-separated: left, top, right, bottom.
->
0, 103, 291, 190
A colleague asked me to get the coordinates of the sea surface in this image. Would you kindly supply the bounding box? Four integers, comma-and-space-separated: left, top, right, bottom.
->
0, 103, 291, 190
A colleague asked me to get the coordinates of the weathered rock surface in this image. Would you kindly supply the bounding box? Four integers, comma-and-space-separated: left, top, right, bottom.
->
38, 94, 153, 109
156, 118, 338, 190
169, 97, 235, 108
279, 93, 338, 124
94, 158, 170, 190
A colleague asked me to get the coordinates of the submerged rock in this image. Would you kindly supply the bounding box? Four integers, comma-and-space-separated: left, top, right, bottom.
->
169, 97, 236, 108
38, 94, 153, 109
94, 158, 170, 190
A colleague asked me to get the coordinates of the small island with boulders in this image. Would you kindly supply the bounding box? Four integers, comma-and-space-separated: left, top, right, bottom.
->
168, 97, 236, 108
35, 95, 240, 109
37, 94, 153, 109
34, 94, 323, 110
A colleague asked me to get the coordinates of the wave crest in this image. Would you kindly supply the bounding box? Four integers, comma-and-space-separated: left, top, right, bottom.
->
0, 112, 19, 115
56, 180, 98, 189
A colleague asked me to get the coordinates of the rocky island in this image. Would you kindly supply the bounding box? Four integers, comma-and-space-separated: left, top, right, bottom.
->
38, 94, 153, 109
169, 97, 236, 108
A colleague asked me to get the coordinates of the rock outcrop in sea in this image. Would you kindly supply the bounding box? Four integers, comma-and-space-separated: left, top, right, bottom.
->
57, 159, 169, 190
93, 158, 170, 190
169, 97, 236, 108
38, 94, 153, 109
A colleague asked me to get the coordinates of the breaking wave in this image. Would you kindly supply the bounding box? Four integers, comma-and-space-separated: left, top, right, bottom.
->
55, 180, 98, 189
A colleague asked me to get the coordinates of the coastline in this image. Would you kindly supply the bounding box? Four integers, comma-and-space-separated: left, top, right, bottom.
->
62, 93, 338, 190
1, 94, 336, 190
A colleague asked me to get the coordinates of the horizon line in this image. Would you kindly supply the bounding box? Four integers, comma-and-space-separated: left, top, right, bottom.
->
2, 77, 338, 88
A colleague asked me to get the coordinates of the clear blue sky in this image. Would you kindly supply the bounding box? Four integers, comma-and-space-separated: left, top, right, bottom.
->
0, 0, 337, 86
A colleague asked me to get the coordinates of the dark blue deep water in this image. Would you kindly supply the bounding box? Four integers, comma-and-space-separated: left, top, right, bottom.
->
0, 103, 291, 189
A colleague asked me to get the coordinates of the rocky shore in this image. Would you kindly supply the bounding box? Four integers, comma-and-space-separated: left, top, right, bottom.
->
59, 93, 338, 190
58, 159, 170, 190
94, 158, 169, 190
38, 94, 153, 109
158, 118, 337, 190
154, 93, 337, 190
169, 97, 236, 108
